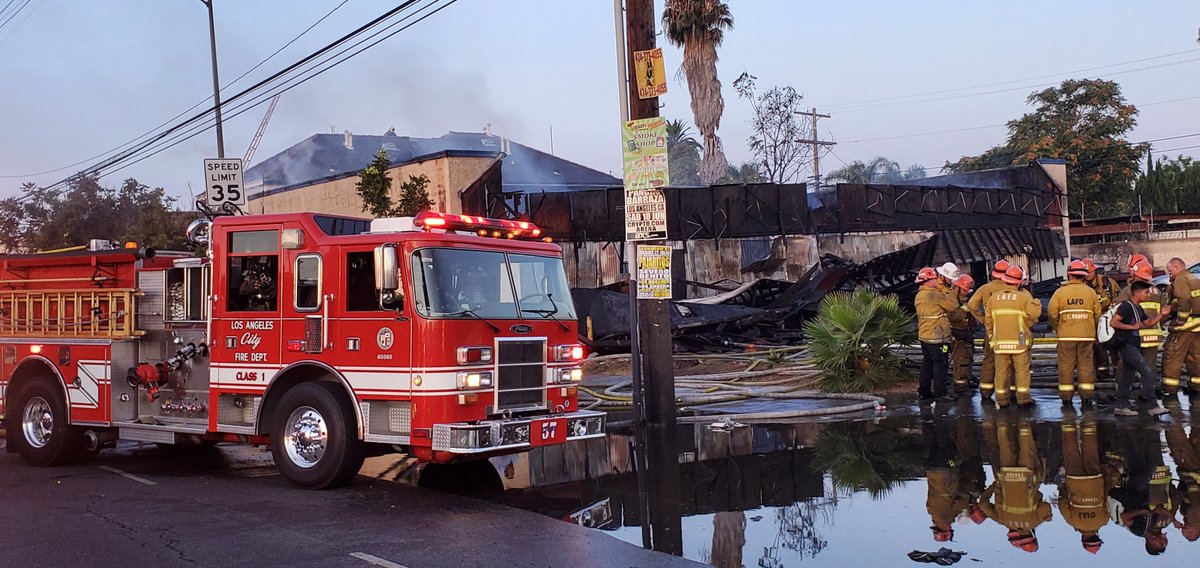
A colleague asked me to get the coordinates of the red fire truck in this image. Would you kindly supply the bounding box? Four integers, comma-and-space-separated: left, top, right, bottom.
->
1, 211, 603, 488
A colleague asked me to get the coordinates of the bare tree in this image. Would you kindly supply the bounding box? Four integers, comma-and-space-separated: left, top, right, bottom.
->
733, 72, 810, 184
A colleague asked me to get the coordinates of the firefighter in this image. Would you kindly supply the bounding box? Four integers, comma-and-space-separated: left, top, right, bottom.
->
1085, 258, 1121, 379
1048, 260, 1102, 406
1166, 409, 1200, 542
1114, 261, 1167, 394
1110, 426, 1173, 555
1059, 409, 1108, 554
915, 267, 961, 402
1163, 257, 1200, 397
968, 260, 1011, 400
948, 275, 976, 396
1110, 280, 1172, 417
979, 411, 1052, 553
923, 407, 966, 543
985, 265, 1042, 408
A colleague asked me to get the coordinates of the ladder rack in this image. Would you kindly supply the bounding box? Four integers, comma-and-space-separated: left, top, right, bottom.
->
0, 288, 144, 339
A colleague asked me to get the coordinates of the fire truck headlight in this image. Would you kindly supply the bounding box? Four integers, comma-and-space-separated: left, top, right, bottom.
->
457, 371, 492, 390
557, 367, 583, 384
449, 426, 490, 449
554, 344, 585, 362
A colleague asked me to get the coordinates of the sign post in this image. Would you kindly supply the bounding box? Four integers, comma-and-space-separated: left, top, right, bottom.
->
203, 158, 245, 210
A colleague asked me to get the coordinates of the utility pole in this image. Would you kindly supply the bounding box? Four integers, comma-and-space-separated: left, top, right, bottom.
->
620, 0, 681, 556
795, 108, 834, 189
202, 0, 226, 158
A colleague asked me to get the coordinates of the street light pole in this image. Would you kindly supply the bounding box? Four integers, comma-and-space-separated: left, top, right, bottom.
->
202, 0, 225, 158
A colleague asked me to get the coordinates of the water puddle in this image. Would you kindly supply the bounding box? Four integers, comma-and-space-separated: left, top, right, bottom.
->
428, 394, 1200, 566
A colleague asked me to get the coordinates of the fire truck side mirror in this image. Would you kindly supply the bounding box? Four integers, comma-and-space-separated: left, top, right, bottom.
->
374, 244, 402, 310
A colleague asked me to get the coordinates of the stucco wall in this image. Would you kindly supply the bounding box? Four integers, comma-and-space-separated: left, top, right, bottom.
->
254, 157, 467, 217
1075, 237, 1200, 272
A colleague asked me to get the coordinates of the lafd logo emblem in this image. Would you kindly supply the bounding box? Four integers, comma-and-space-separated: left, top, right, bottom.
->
377, 327, 394, 350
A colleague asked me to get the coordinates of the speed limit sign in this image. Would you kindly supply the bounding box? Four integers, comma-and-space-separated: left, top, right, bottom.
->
204, 158, 245, 208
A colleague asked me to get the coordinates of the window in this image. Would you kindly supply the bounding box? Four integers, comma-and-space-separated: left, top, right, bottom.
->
227, 230, 279, 312
346, 251, 379, 312
294, 255, 321, 311
411, 248, 517, 318
509, 254, 576, 319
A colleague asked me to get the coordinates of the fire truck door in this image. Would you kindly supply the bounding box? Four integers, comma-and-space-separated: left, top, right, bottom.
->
337, 249, 413, 396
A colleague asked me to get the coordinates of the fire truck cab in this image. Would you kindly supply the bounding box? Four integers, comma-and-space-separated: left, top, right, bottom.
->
1, 211, 604, 488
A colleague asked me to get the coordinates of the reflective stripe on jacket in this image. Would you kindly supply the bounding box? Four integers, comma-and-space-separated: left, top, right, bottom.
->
1048, 280, 1101, 342
986, 285, 1042, 354
916, 285, 960, 343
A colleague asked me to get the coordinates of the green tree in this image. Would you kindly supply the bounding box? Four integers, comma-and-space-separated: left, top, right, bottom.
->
0, 182, 58, 252
666, 118, 702, 186
1135, 153, 1200, 215
719, 161, 765, 184
733, 72, 808, 183
803, 288, 914, 393
115, 179, 189, 250
355, 149, 395, 217
946, 79, 1145, 218
663, 0, 733, 185
396, 174, 434, 216
825, 156, 926, 184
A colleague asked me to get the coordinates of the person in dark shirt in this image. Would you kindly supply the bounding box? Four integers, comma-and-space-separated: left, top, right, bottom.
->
1111, 280, 1172, 416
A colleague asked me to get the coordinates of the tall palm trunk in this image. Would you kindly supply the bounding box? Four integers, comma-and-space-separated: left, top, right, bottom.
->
683, 39, 728, 185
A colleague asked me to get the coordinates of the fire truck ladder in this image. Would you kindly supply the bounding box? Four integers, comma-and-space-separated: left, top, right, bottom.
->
0, 289, 144, 339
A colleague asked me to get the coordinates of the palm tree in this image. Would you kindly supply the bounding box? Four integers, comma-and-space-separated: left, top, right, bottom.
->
666, 119, 703, 186
803, 288, 914, 393
663, 0, 733, 186
825, 156, 901, 184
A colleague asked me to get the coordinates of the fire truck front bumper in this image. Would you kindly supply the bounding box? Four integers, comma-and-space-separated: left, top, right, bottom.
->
431, 410, 606, 454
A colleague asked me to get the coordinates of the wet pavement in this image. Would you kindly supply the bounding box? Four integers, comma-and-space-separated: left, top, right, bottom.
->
415, 389, 1200, 567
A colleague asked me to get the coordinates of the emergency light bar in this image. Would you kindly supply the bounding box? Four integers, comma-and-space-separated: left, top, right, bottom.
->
413, 211, 548, 241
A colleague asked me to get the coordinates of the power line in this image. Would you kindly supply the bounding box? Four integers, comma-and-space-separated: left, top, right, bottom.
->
821, 48, 1200, 111
0, 0, 351, 180
52, 0, 460, 188
829, 57, 1200, 114
24, 0, 440, 191
0, 0, 40, 48
0, 0, 32, 35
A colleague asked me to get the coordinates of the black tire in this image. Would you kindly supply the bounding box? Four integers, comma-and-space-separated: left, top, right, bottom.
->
270, 382, 363, 489
9, 380, 84, 466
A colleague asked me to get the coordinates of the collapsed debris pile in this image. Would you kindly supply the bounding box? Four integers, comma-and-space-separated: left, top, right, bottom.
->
572, 255, 858, 353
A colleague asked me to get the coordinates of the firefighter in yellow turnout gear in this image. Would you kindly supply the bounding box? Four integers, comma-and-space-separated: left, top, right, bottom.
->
1059, 410, 1108, 554
1163, 257, 1200, 396
948, 275, 976, 395
915, 267, 962, 401
967, 260, 1011, 400
985, 265, 1042, 408
980, 409, 1052, 553
1048, 260, 1102, 404
1114, 261, 1167, 392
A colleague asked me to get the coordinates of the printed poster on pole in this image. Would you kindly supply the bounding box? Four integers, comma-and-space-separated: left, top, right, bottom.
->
621, 117, 669, 241
636, 245, 672, 299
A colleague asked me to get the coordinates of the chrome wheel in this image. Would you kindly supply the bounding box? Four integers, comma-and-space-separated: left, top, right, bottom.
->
22, 396, 54, 449
283, 406, 327, 469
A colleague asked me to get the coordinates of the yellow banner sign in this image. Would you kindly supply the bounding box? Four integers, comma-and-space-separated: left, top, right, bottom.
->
633, 48, 667, 99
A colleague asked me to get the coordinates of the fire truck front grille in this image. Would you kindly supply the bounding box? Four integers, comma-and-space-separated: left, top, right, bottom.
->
495, 340, 546, 411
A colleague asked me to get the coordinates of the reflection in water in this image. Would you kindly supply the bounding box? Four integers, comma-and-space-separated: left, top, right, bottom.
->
415, 399, 1200, 565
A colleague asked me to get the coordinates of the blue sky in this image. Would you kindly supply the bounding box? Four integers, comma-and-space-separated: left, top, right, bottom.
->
1, 0, 1198, 202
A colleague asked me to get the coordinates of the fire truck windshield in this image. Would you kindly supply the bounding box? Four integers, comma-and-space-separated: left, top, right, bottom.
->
411, 248, 577, 320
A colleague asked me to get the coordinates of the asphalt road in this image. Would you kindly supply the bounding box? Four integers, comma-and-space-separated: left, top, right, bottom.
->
0, 435, 702, 568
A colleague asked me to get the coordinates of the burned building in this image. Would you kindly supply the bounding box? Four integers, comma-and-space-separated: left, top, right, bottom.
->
464, 161, 1071, 299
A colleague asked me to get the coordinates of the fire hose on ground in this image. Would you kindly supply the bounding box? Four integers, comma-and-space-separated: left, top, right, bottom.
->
578, 350, 885, 421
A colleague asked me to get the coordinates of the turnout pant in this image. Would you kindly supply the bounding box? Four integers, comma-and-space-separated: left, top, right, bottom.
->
1116, 341, 1158, 409
920, 342, 950, 398
979, 341, 996, 399
993, 349, 1032, 407
1093, 342, 1117, 380
1061, 420, 1101, 477
951, 338, 974, 393
1162, 332, 1200, 394
1057, 341, 1096, 402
